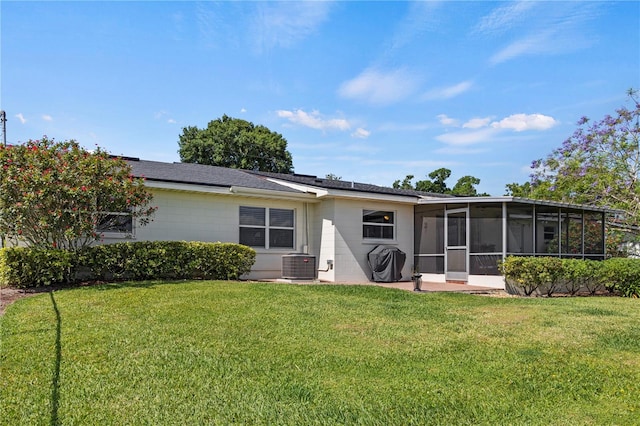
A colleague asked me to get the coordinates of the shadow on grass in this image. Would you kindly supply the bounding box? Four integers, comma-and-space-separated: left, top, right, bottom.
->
49, 292, 61, 426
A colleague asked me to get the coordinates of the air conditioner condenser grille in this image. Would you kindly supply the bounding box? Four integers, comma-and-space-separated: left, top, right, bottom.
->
282, 254, 316, 280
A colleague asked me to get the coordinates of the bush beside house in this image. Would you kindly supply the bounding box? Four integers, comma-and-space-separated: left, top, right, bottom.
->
0, 241, 256, 288
500, 256, 640, 298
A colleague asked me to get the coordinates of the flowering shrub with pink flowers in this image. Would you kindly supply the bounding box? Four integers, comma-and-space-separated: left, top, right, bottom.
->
0, 136, 156, 250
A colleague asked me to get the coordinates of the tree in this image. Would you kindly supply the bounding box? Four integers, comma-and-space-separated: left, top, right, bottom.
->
511, 89, 640, 229
504, 181, 532, 197
178, 114, 293, 173
0, 137, 156, 250
451, 175, 489, 196
392, 174, 414, 189
393, 168, 487, 196
415, 168, 451, 193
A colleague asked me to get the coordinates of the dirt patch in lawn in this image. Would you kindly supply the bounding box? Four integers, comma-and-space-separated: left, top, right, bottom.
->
0, 287, 50, 316
1, 288, 33, 315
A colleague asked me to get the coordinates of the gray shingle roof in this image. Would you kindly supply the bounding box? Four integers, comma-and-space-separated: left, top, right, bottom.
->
249, 170, 450, 198
126, 160, 302, 193
126, 159, 449, 199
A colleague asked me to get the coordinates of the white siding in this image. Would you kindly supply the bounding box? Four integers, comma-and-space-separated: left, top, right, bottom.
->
103, 187, 415, 283
113, 188, 308, 280
310, 198, 414, 283
311, 200, 336, 282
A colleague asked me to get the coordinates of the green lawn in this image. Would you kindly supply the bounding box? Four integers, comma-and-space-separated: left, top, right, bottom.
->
1, 281, 639, 425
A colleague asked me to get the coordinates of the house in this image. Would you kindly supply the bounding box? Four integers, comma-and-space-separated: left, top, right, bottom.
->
105, 158, 608, 289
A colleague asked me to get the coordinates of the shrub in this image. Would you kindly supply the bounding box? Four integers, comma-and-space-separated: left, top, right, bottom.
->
562, 259, 603, 296
499, 256, 563, 296
500, 256, 640, 298
536, 257, 563, 297
499, 256, 536, 296
1, 241, 256, 288
600, 258, 640, 298
0, 247, 75, 288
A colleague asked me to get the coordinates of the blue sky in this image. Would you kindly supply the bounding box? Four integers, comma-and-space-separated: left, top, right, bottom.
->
2, 1, 639, 195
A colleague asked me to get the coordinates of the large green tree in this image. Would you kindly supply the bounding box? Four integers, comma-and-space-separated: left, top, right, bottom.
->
0, 137, 156, 250
415, 168, 451, 194
394, 168, 488, 196
178, 115, 293, 173
506, 89, 640, 229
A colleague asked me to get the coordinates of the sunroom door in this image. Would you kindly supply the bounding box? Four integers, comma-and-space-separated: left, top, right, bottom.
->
445, 208, 468, 281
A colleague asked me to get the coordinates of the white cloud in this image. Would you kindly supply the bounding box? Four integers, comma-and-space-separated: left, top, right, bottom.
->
351, 128, 370, 139
251, 2, 332, 53
167, 118, 177, 124
474, 1, 537, 35
436, 113, 559, 146
277, 109, 350, 131
42, 114, 53, 122
436, 128, 500, 146
490, 30, 553, 65
437, 114, 459, 127
422, 81, 473, 101
386, 1, 442, 52
491, 113, 558, 131
486, 3, 599, 65
463, 117, 492, 129
240, 108, 247, 113
15, 113, 27, 124
338, 68, 420, 105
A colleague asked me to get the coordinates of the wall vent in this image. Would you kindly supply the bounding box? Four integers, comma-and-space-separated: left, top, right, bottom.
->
282, 254, 316, 280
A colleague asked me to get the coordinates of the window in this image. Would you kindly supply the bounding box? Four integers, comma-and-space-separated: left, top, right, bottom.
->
584, 212, 604, 255
414, 205, 444, 274
269, 208, 294, 248
536, 206, 559, 254
96, 212, 133, 235
561, 211, 583, 255
507, 205, 534, 254
470, 204, 502, 253
239, 206, 294, 249
363, 210, 394, 240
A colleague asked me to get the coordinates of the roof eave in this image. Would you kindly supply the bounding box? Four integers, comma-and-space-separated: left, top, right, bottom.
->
417, 195, 616, 213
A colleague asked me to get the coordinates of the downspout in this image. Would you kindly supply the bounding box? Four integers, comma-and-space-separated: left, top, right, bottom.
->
302, 202, 309, 253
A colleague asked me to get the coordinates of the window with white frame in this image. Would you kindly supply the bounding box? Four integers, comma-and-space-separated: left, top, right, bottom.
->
239, 206, 294, 249
96, 212, 134, 235
363, 209, 394, 240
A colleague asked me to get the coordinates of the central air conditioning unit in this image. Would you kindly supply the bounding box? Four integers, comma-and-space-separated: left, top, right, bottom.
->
282, 254, 316, 280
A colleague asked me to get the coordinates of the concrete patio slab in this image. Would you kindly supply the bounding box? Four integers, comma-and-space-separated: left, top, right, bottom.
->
270, 279, 507, 295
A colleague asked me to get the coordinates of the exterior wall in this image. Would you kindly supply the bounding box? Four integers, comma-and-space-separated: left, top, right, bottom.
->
467, 275, 505, 289
420, 273, 504, 289
102, 188, 414, 283
108, 188, 310, 280
311, 199, 337, 282
322, 198, 415, 283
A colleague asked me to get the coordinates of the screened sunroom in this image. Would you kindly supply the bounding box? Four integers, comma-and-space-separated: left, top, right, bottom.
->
414, 197, 607, 288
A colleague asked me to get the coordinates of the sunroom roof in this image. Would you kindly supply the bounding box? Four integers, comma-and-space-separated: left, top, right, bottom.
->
417, 196, 614, 213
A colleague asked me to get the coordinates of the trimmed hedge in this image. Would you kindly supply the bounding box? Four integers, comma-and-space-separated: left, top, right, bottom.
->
499, 256, 640, 298
0, 248, 75, 288
0, 241, 256, 288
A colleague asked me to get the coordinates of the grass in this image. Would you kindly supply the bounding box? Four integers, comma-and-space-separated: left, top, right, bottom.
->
1, 281, 639, 425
